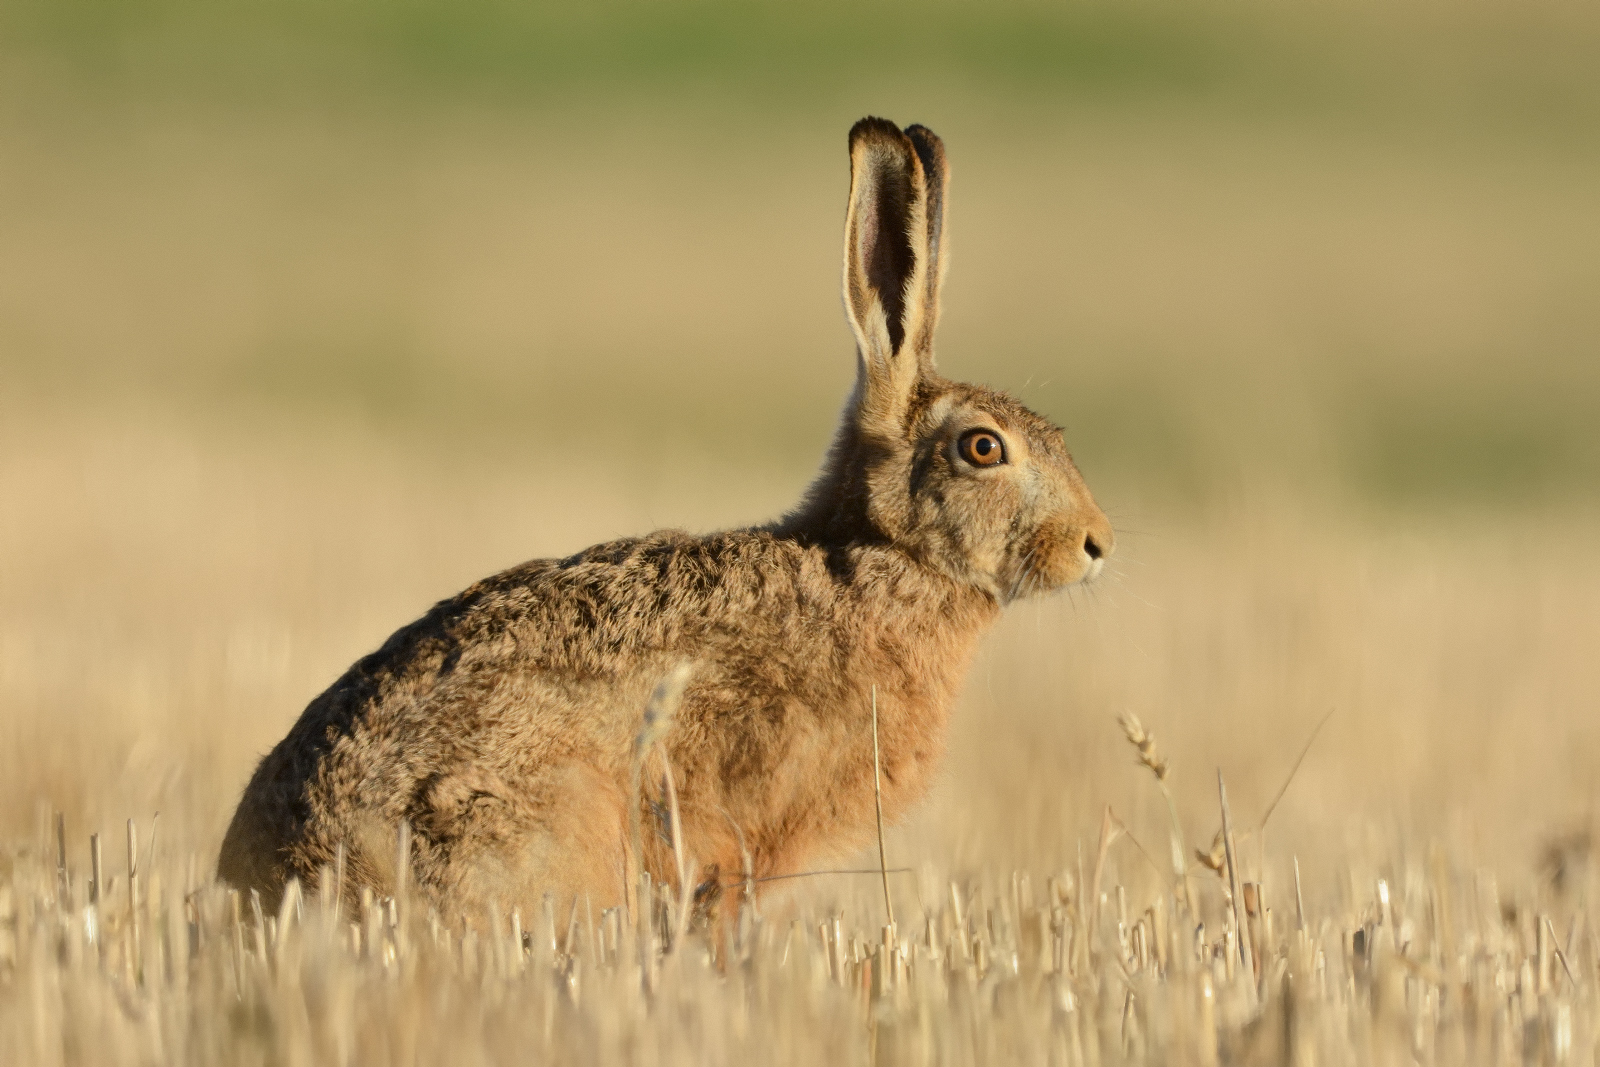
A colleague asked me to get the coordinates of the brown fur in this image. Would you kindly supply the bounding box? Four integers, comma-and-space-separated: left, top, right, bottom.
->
218, 118, 1114, 925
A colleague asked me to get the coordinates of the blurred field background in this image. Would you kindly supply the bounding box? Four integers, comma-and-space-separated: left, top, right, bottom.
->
3, 1, 1600, 1062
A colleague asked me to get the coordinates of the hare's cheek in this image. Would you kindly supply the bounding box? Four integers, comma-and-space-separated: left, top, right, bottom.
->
968, 530, 1010, 583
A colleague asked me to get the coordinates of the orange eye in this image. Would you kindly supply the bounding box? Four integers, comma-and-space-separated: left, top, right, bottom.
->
957, 429, 1006, 467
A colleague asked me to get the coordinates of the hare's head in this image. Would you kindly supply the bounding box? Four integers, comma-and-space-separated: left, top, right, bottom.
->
791, 117, 1113, 603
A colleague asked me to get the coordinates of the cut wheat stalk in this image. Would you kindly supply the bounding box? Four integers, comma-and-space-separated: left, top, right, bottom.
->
127, 818, 143, 985
658, 748, 694, 951
1089, 805, 1119, 961
629, 662, 693, 927
1293, 855, 1306, 933
1217, 771, 1254, 994
89, 831, 102, 907
870, 684, 895, 933
54, 811, 68, 907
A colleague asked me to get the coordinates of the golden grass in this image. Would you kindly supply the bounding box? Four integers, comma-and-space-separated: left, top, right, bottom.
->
3, 795, 1593, 1065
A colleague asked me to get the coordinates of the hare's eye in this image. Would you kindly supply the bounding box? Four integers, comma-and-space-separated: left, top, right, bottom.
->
957, 430, 1006, 468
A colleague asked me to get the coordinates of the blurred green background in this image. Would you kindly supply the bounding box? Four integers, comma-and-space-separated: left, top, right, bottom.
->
3, 0, 1598, 512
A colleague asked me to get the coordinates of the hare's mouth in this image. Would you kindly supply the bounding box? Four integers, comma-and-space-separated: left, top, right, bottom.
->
1043, 553, 1105, 593
1006, 534, 1106, 601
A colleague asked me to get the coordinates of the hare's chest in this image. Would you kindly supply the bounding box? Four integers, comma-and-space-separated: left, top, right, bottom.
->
810, 681, 955, 818
867, 692, 953, 821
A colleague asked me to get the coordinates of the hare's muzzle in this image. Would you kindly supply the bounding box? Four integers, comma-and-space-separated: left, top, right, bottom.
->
1026, 506, 1116, 592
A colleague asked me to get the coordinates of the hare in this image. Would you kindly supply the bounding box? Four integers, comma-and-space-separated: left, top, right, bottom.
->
218, 117, 1114, 924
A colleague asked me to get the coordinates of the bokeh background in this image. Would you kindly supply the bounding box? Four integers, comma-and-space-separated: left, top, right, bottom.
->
3, 0, 1598, 907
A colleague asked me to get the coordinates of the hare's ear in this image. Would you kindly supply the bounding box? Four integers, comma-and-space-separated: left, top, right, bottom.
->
842, 117, 944, 432
902, 124, 949, 357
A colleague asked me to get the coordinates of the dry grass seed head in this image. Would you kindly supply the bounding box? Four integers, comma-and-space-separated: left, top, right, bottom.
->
1117, 710, 1169, 783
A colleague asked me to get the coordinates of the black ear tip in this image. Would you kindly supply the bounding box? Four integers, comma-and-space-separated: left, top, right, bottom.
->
849, 116, 906, 150
903, 124, 946, 166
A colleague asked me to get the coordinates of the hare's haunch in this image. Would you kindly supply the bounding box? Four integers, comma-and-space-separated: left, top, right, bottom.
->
218, 118, 1114, 923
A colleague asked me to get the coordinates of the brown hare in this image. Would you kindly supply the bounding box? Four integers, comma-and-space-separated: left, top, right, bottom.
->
218, 117, 1114, 925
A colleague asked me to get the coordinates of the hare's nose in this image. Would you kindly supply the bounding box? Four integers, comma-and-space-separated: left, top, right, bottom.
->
1080, 514, 1115, 561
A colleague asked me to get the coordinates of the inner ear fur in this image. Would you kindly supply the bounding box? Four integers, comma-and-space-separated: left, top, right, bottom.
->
843, 117, 947, 430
